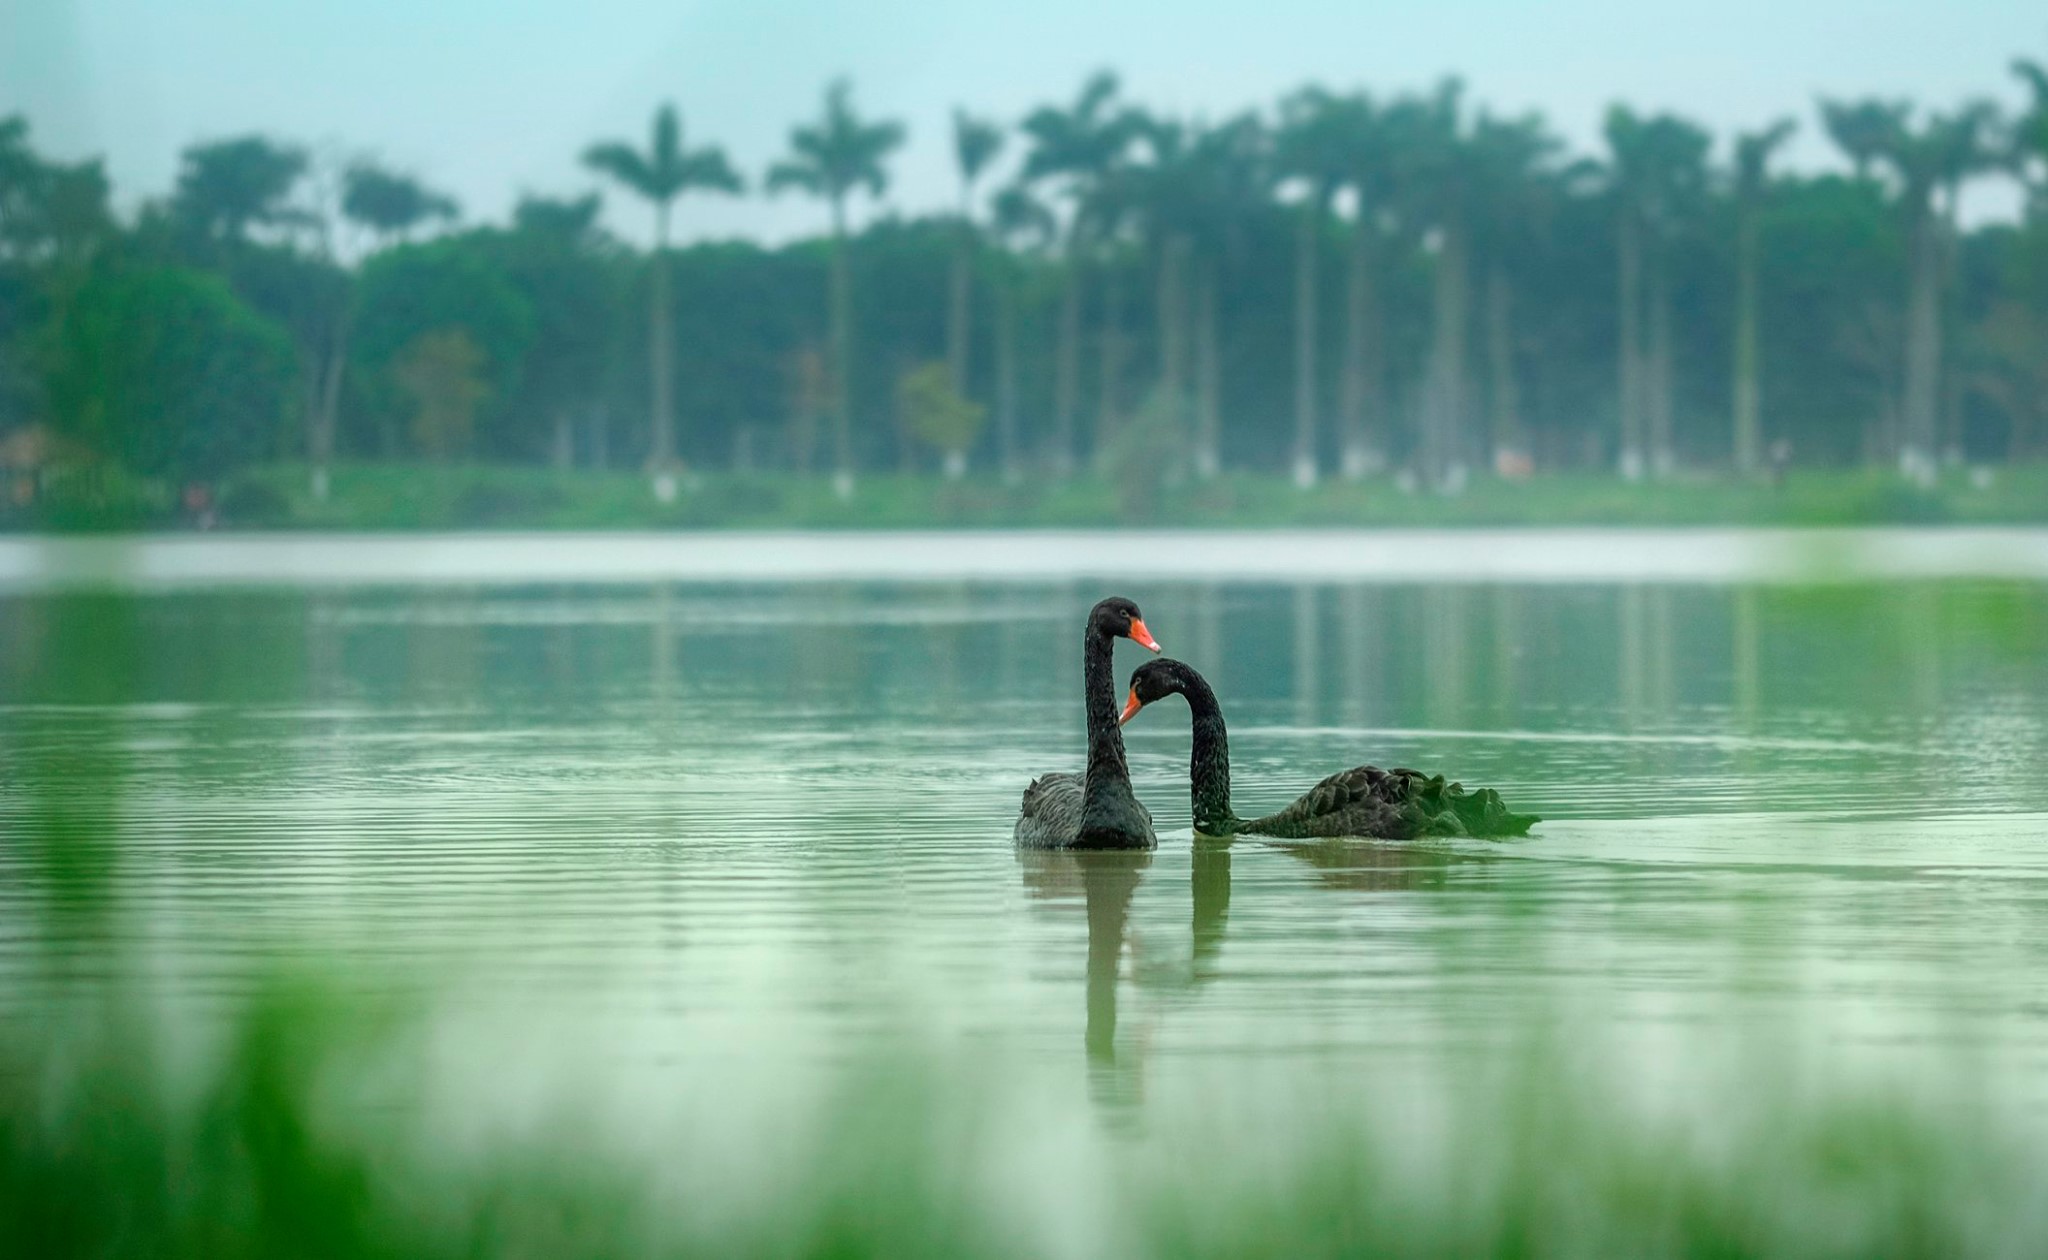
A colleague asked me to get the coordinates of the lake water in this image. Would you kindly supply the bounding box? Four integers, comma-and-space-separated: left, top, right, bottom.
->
4, 531, 2047, 1256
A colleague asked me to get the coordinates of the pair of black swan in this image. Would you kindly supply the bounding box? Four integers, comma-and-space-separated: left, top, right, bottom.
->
1014, 597, 1537, 849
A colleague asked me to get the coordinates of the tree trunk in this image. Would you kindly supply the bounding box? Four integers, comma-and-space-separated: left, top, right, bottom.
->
309, 306, 348, 501
1732, 205, 1762, 477
1054, 246, 1081, 477
551, 410, 574, 469
1616, 206, 1644, 480
829, 199, 855, 495
995, 277, 1019, 483
1900, 206, 1941, 483
1340, 216, 1384, 479
948, 220, 973, 397
1426, 222, 1469, 488
1938, 187, 1965, 465
1485, 262, 1522, 472
1097, 255, 1123, 459
1647, 243, 1675, 477
588, 403, 609, 471
1195, 259, 1222, 478
1292, 205, 1320, 488
649, 201, 675, 470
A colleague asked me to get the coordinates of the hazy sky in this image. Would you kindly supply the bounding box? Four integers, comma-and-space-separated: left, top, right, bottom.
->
5, 0, 2040, 244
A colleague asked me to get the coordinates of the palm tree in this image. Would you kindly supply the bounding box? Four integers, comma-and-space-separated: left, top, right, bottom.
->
1822, 99, 2002, 480
583, 103, 742, 489
1021, 71, 1141, 473
990, 185, 1056, 481
1819, 99, 1908, 182
1274, 87, 1358, 488
1604, 107, 1710, 479
1332, 93, 1393, 480
1178, 114, 1271, 477
1467, 110, 1558, 476
949, 111, 1005, 400
768, 79, 906, 497
1730, 119, 1796, 477
1385, 81, 1473, 489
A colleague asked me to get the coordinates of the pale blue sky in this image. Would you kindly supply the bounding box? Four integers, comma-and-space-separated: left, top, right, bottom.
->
5, 0, 2040, 243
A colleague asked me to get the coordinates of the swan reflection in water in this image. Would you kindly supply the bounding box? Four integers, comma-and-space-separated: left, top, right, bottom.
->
1020, 835, 1501, 1112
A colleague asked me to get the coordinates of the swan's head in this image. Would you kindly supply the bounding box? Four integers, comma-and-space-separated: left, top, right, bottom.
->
1090, 597, 1161, 653
1120, 658, 1192, 725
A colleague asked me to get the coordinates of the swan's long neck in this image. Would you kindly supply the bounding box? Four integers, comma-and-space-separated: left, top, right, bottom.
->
1079, 626, 1136, 827
1177, 670, 1238, 835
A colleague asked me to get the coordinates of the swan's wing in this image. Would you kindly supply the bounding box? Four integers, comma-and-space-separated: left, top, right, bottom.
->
1242, 766, 1538, 840
1015, 772, 1083, 848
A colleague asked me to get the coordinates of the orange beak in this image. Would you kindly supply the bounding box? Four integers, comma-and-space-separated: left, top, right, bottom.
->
1119, 689, 1144, 726
1128, 617, 1161, 653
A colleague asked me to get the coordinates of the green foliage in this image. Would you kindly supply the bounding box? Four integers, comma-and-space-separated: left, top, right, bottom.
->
44, 260, 293, 479
392, 327, 490, 458
351, 237, 536, 448
897, 360, 983, 461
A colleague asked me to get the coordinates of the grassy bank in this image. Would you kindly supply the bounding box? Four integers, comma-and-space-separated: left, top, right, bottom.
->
4, 974, 2037, 1260
10, 461, 2048, 531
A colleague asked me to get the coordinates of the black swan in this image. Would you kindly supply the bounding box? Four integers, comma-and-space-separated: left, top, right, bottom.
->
1014, 597, 1162, 850
1118, 658, 1537, 840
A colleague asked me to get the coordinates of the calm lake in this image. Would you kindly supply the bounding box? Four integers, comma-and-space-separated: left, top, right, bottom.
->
5, 530, 2048, 1255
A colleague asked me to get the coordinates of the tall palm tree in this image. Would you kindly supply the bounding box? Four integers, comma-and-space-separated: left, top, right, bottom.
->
1819, 99, 1908, 183
1467, 111, 1558, 475
1604, 107, 1710, 479
1179, 114, 1271, 477
583, 103, 741, 487
1121, 113, 1196, 456
1730, 119, 1796, 477
1385, 80, 1473, 489
1332, 93, 1393, 480
1021, 71, 1140, 473
768, 80, 906, 497
1274, 87, 1358, 488
990, 185, 1056, 482
949, 111, 1005, 400
1822, 99, 2002, 480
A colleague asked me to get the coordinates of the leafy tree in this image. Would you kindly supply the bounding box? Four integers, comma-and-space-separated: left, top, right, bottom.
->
393, 327, 489, 458
583, 103, 742, 480
767, 79, 905, 495
1731, 119, 1797, 475
342, 163, 458, 244
351, 237, 535, 457
897, 360, 984, 477
45, 261, 293, 479
170, 136, 308, 250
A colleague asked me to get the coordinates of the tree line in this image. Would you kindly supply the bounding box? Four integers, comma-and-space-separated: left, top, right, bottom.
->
2, 61, 2047, 502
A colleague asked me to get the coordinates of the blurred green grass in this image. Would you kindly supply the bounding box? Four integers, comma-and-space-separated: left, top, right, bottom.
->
13, 460, 2043, 531
5, 977, 2039, 1259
